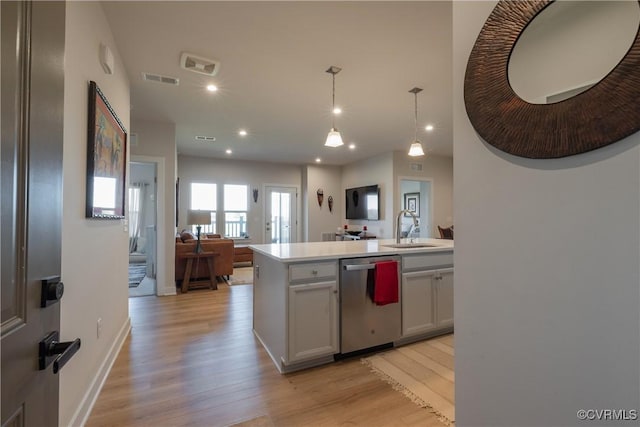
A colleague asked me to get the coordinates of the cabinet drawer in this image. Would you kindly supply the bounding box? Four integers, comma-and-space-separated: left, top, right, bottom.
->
403, 252, 453, 271
289, 262, 337, 282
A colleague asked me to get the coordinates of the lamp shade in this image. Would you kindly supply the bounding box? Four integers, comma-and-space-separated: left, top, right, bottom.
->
408, 141, 425, 157
187, 209, 211, 225
325, 128, 344, 147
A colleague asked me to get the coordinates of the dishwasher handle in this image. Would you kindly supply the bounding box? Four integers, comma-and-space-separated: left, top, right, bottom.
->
343, 264, 376, 271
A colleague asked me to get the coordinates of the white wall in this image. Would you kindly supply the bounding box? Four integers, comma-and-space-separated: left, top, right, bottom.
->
178, 155, 301, 244
394, 152, 453, 238
303, 165, 343, 242
454, 2, 640, 426
342, 152, 395, 238
131, 120, 176, 295
61, 2, 130, 425
177, 152, 452, 242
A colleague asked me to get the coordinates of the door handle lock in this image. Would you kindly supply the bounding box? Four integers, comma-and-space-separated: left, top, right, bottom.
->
39, 331, 81, 374
41, 276, 64, 307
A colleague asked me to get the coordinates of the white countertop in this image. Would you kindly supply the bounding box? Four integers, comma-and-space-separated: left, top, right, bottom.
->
250, 238, 453, 262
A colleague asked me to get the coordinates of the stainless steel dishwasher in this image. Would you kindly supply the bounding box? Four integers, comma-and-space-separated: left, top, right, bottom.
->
340, 256, 401, 354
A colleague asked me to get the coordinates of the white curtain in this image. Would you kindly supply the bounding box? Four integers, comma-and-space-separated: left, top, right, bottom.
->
128, 183, 147, 253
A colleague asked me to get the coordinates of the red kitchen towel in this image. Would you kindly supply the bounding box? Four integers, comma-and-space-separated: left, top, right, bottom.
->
373, 260, 398, 305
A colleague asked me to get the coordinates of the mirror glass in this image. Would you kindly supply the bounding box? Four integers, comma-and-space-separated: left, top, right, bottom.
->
509, 1, 640, 104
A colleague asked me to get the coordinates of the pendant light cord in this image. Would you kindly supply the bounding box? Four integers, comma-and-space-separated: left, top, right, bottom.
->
332, 73, 336, 129
414, 91, 418, 142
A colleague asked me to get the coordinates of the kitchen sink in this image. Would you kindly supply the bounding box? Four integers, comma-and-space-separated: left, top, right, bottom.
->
382, 243, 438, 249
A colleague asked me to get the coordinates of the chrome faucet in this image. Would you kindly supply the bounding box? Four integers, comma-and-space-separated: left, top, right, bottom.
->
396, 209, 419, 244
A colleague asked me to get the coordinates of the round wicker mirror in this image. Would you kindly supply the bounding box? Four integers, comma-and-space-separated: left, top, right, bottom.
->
464, 0, 640, 159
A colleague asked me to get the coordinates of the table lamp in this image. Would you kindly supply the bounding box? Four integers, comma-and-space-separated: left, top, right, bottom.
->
187, 209, 211, 253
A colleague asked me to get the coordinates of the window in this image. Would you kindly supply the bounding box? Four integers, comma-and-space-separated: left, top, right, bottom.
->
190, 183, 216, 233
224, 184, 248, 238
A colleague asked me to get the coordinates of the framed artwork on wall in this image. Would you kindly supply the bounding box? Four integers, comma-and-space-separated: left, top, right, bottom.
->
404, 192, 420, 217
86, 81, 127, 219
176, 177, 180, 227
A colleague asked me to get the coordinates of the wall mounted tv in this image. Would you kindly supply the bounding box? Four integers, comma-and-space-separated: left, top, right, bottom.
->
345, 185, 380, 220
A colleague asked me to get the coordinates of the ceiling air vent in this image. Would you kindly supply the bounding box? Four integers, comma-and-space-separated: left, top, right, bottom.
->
141, 72, 179, 85
409, 163, 423, 172
195, 136, 216, 142
180, 52, 220, 76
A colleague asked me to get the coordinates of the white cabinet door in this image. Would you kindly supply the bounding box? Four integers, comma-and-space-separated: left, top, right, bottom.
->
401, 270, 437, 337
288, 280, 338, 363
435, 268, 454, 328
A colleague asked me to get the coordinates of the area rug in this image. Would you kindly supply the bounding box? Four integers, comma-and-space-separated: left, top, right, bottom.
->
229, 266, 253, 285
128, 264, 146, 288
362, 334, 455, 426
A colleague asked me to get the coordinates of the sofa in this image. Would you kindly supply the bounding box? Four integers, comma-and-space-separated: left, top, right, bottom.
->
175, 232, 234, 284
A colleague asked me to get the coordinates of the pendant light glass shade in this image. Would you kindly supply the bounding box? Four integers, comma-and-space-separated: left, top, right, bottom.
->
408, 141, 425, 156
325, 66, 344, 147
325, 128, 344, 147
407, 87, 426, 157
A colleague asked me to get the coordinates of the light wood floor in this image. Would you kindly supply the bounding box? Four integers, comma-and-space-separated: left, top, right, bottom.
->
87, 283, 448, 427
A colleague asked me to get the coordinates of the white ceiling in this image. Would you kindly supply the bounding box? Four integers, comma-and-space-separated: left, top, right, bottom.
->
102, 1, 453, 166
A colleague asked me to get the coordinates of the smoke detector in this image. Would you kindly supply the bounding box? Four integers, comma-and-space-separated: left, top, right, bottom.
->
180, 52, 220, 76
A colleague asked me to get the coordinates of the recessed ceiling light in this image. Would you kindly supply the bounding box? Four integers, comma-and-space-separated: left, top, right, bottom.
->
425, 124, 434, 132
206, 84, 218, 92
238, 129, 248, 137
333, 107, 342, 115
348, 143, 356, 150
315, 157, 321, 163
225, 149, 232, 154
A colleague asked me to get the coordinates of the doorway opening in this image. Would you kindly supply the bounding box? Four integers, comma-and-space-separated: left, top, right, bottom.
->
399, 178, 432, 238
128, 161, 157, 297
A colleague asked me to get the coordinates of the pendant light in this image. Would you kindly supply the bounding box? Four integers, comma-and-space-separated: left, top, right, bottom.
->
325, 66, 344, 147
408, 87, 425, 157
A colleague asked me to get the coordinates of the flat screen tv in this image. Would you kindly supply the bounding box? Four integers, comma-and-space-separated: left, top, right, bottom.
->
345, 185, 380, 220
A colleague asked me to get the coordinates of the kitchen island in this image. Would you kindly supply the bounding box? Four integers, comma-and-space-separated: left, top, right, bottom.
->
250, 238, 454, 373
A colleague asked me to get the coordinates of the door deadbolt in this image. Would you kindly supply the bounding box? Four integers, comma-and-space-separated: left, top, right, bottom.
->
41, 276, 64, 307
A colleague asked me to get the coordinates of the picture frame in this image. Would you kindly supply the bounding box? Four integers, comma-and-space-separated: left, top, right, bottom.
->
404, 192, 420, 217
86, 81, 127, 219
176, 177, 180, 227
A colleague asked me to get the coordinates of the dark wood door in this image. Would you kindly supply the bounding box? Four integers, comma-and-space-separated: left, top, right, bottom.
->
1, 1, 66, 425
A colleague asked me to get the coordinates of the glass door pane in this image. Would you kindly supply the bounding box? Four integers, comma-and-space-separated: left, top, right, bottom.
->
266, 186, 296, 244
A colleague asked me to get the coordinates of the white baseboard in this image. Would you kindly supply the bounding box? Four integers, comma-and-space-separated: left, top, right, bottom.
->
159, 283, 177, 296
69, 317, 131, 426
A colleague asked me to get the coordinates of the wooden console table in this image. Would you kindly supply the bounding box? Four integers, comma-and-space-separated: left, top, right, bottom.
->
180, 251, 218, 293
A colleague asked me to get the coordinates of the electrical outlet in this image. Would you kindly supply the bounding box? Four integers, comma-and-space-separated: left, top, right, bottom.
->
97, 318, 103, 339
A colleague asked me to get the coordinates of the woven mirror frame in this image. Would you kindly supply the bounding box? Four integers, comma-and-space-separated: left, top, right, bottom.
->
464, 0, 640, 159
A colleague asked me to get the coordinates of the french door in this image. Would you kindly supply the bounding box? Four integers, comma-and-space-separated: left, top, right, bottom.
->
265, 186, 297, 244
